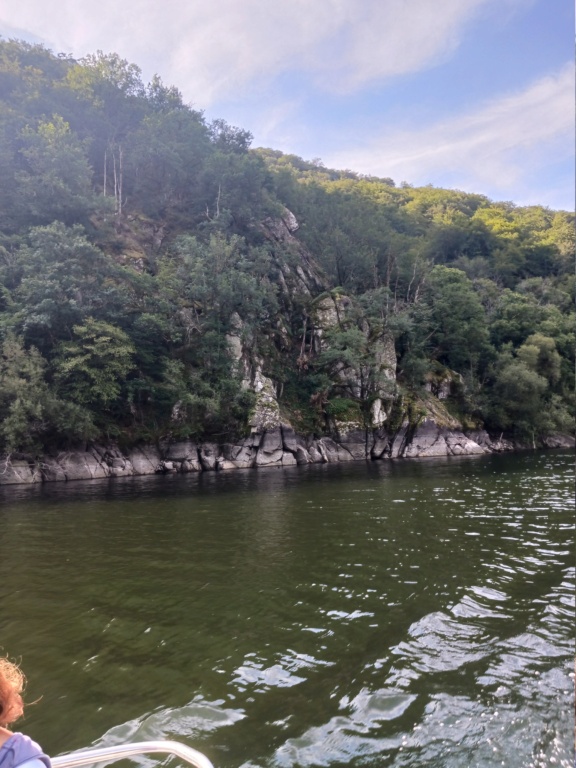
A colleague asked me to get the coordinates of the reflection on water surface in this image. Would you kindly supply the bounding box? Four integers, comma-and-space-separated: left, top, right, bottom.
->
1, 451, 573, 768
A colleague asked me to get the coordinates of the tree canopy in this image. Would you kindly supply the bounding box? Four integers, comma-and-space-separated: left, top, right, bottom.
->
0, 37, 573, 454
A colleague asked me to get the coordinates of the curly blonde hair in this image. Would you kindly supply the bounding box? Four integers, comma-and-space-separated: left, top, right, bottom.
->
0, 658, 25, 727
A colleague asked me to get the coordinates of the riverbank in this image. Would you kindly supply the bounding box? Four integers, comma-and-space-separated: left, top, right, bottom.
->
1, 419, 573, 485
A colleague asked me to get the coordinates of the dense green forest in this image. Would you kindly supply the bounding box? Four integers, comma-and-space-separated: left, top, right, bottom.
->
0, 38, 574, 456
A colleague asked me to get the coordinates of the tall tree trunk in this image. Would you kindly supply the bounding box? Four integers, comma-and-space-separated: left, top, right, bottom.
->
113, 151, 118, 212
117, 144, 123, 217
112, 144, 124, 217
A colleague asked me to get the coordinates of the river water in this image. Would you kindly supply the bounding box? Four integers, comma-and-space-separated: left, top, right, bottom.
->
0, 451, 573, 768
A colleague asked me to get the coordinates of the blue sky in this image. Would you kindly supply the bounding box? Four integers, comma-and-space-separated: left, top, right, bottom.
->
1, 0, 573, 209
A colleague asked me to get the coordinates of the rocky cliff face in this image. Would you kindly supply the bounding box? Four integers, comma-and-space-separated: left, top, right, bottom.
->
0, 420, 548, 485
221, 209, 329, 433
309, 292, 397, 429
3, 424, 572, 485
228, 210, 399, 437
260, 208, 327, 298
2, 208, 573, 487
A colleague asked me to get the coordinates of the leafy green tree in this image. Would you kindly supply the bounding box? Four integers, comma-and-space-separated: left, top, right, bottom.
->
164, 233, 278, 332
405, 186, 488, 222
0, 110, 27, 232
516, 276, 574, 313
422, 220, 493, 265
16, 115, 96, 226
489, 290, 547, 348
200, 149, 273, 228
0, 334, 50, 453
10, 222, 118, 354
424, 265, 491, 373
54, 318, 136, 408
484, 341, 573, 439
472, 204, 522, 241
388, 302, 433, 387
516, 333, 561, 387
157, 353, 255, 439
209, 119, 253, 153
126, 108, 211, 220
488, 357, 548, 436
536, 307, 575, 392
544, 212, 575, 272
0, 334, 96, 453
65, 51, 146, 212
145, 74, 187, 113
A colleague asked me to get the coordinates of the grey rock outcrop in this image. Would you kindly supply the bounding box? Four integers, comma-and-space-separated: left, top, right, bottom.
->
164, 441, 202, 472
542, 433, 576, 449
255, 428, 284, 466
219, 437, 258, 470
402, 420, 485, 458
0, 421, 566, 486
128, 446, 161, 475
249, 369, 283, 432
466, 430, 515, 453
309, 292, 397, 429
199, 443, 219, 471
260, 208, 327, 297
0, 458, 39, 485
58, 451, 111, 480
225, 312, 284, 434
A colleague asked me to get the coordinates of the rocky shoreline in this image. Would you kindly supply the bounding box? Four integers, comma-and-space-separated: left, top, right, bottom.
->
1, 420, 572, 486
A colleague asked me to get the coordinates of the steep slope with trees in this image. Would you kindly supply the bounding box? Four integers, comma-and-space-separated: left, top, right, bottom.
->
0, 39, 573, 473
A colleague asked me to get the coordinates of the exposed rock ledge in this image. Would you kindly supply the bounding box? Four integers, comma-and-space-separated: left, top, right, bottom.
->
1, 421, 573, 486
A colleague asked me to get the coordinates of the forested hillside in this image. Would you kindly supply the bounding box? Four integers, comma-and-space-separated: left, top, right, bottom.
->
0, 38, 574, 457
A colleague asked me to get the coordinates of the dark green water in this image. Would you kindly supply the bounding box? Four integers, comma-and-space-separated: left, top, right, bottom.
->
1, 451, 574, 768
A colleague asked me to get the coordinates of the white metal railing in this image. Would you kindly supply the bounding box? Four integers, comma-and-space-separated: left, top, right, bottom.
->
51, 740, 214, 768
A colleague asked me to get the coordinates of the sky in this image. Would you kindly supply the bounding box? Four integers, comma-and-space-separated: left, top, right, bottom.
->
1, 0, 574, 210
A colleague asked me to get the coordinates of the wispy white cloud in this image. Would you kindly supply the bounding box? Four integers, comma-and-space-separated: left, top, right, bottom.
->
2, 0, 568, 207
323, 64, 575, 207
248, 99, 304, 148
0, 0, 528, 104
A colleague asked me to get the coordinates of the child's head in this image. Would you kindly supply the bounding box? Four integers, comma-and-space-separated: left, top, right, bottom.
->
0, 658, 25, 728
